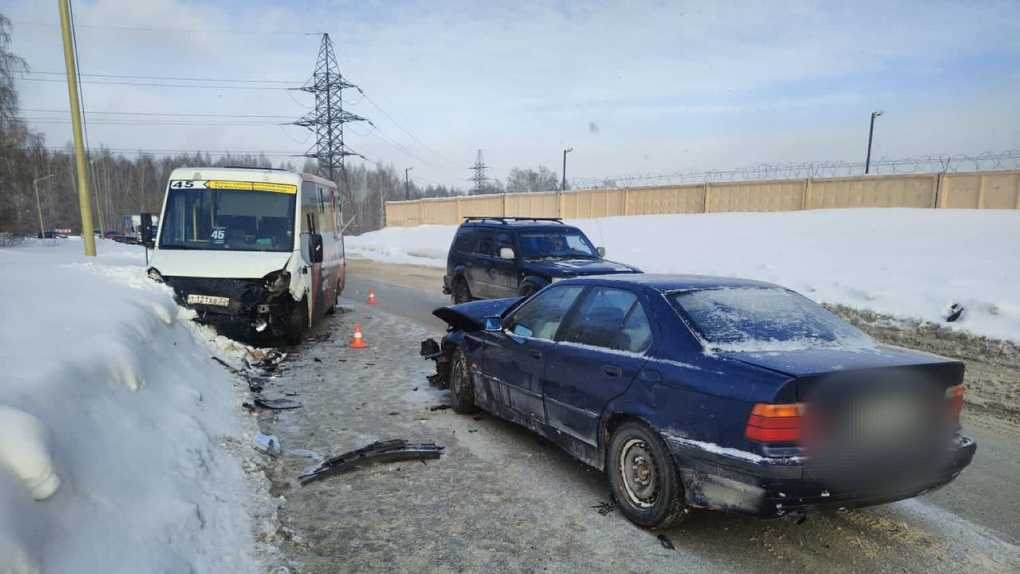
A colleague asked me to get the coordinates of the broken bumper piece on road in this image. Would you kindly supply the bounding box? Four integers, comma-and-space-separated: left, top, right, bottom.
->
299, 439, 445, 485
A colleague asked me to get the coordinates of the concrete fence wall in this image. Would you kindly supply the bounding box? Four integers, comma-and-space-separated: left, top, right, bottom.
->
384, 170, 1020, 227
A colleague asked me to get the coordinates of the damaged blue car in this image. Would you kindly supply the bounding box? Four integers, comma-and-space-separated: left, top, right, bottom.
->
422, 274, 976, 529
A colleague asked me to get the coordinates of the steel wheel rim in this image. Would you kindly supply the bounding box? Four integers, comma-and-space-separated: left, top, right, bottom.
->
451, 354, 465, 395
618, 437, 659, 508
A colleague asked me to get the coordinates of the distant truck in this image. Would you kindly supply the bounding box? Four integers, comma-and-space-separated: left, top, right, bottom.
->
122, 214, 159, 244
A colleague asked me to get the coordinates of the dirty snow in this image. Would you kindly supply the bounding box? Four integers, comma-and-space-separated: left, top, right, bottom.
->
346, 209, 1020, 344
0, 238, 274, 574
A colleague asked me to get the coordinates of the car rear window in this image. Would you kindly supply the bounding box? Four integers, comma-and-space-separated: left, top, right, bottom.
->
669, 287, 872, 352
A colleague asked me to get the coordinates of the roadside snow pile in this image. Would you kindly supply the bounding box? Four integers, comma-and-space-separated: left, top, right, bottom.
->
347, 208, 1020, 344
0, 239, 267, 574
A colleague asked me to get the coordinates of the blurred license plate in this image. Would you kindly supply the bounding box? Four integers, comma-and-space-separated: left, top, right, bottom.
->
187, 294, 230, 307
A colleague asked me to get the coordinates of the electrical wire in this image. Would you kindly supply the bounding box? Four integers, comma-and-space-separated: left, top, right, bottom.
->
355, 86, 462, 168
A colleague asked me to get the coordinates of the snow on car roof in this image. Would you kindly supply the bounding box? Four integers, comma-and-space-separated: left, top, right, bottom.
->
555, 273, 781, 292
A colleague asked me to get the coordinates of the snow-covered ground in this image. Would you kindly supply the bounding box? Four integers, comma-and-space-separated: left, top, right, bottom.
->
0, 238, 274, 574
347, 209, 1020, 344
0, 207, 1016, 574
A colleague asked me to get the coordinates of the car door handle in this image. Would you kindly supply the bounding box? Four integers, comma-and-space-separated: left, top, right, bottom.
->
529, 350, 542, 359
602, 365, 622, 377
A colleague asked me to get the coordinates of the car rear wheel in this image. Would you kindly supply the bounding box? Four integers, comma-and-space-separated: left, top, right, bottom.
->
448, 347, 478, 414
607, 421, 690, 529
452, 277, 472, 304
517, 282, 539, 298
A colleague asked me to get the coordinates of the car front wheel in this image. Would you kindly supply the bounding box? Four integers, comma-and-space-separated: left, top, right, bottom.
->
607, 421, 690, 529
448, 347, 479, 414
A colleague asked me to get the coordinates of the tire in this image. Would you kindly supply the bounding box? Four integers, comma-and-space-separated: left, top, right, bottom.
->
452, 277, 472, 304
607, 421, 690, 529
517, 282, 539, 298
448, 347, 479, 414
284, 298, 309, 346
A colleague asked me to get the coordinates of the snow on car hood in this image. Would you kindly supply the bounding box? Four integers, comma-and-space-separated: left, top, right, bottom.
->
522, 257, 640, 277
149, 249, 291, 279
716, 344, 958, 378
432, 298, 521, 332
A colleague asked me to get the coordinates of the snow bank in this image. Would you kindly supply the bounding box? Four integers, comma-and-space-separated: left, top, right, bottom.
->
0, 239, 264, 574
0, 406, 60, 501
347, 209, 1020, 343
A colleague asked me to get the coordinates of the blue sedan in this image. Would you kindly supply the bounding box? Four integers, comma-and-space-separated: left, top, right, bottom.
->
423, 274, 976, 529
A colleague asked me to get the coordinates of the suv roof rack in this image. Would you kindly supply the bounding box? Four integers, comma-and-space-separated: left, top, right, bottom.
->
462, 216, 564, 224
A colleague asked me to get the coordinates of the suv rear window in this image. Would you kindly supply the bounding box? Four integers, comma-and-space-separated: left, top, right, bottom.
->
517, 229, 598, 259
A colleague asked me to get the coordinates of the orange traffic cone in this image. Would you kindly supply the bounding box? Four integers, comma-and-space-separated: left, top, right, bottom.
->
350, 324, 367, 349
367, 289, 378, 304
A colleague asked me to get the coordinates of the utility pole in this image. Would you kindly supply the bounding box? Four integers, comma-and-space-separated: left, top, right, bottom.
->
405, 166, 414, 200
34, 173, 56, 238
58, 0, 96, 256
294, 34, 366, 209
470, 150, 490, 194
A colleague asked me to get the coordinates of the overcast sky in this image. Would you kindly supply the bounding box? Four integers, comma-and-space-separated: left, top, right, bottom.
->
7, 0, 1020, 190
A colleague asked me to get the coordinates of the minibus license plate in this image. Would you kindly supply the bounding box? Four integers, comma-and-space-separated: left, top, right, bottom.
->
187, 294, 230, 307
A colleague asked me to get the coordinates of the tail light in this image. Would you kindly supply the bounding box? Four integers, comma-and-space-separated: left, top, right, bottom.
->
946, 384, 964, 417
746, 403, 805, 443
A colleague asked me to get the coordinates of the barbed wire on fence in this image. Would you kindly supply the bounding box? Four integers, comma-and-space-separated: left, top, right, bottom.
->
571, 150, 1020, 190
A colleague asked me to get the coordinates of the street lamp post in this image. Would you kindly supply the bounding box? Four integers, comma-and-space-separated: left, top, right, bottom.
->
562, 148, 573, 191
34, 173, 57, 238
865, 110, 884, 175
405, 166, 414, 201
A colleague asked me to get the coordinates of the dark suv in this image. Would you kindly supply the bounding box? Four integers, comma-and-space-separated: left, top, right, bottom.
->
442, 217, 641, 303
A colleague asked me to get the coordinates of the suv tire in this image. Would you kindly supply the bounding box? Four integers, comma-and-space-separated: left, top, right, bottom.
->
452, 277, 472, 304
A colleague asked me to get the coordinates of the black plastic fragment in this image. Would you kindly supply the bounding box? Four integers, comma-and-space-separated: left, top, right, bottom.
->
592, 501, 615, 516
657, 534, 675, 550
299, 440, 445, 485
254, 396, 303, 410
420, 338, 440, 359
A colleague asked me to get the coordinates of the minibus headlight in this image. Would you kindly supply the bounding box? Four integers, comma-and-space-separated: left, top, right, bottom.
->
147, 267, 164, 283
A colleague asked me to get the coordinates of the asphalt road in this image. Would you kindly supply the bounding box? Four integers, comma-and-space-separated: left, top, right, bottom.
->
263, 258, 1020, 573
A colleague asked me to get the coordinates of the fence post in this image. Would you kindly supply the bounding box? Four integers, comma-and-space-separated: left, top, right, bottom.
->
704, 183, 711, 213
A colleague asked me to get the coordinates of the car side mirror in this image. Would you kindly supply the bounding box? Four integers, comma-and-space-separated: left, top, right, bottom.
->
310, 233, 324, 263
484, 316, 502, 331
597, 246, 606, 257
499, 247, 515, 260
140, 212, 154, 248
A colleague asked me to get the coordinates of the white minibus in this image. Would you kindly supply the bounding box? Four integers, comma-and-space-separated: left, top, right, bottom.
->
147, 167, 345, 344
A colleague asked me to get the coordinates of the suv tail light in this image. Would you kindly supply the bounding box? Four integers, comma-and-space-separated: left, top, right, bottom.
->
746, 403, 804, 443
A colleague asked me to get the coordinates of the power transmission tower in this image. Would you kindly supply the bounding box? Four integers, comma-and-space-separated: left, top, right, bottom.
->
294, 33, 365, 205
470, 149, 490, 194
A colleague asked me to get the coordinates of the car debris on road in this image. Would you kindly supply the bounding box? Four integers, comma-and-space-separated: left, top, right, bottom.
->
299, 439, 445, 485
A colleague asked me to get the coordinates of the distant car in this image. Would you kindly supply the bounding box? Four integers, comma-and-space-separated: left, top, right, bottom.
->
442, 217, 640, 303
40, 230, 67, 239
103, 231, 125, 241
423, 274, 976, 528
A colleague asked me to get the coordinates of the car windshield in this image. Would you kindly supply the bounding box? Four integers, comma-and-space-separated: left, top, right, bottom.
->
669, 287, 872, 352
158, 187, 296, 252
517, 230, 599, 259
